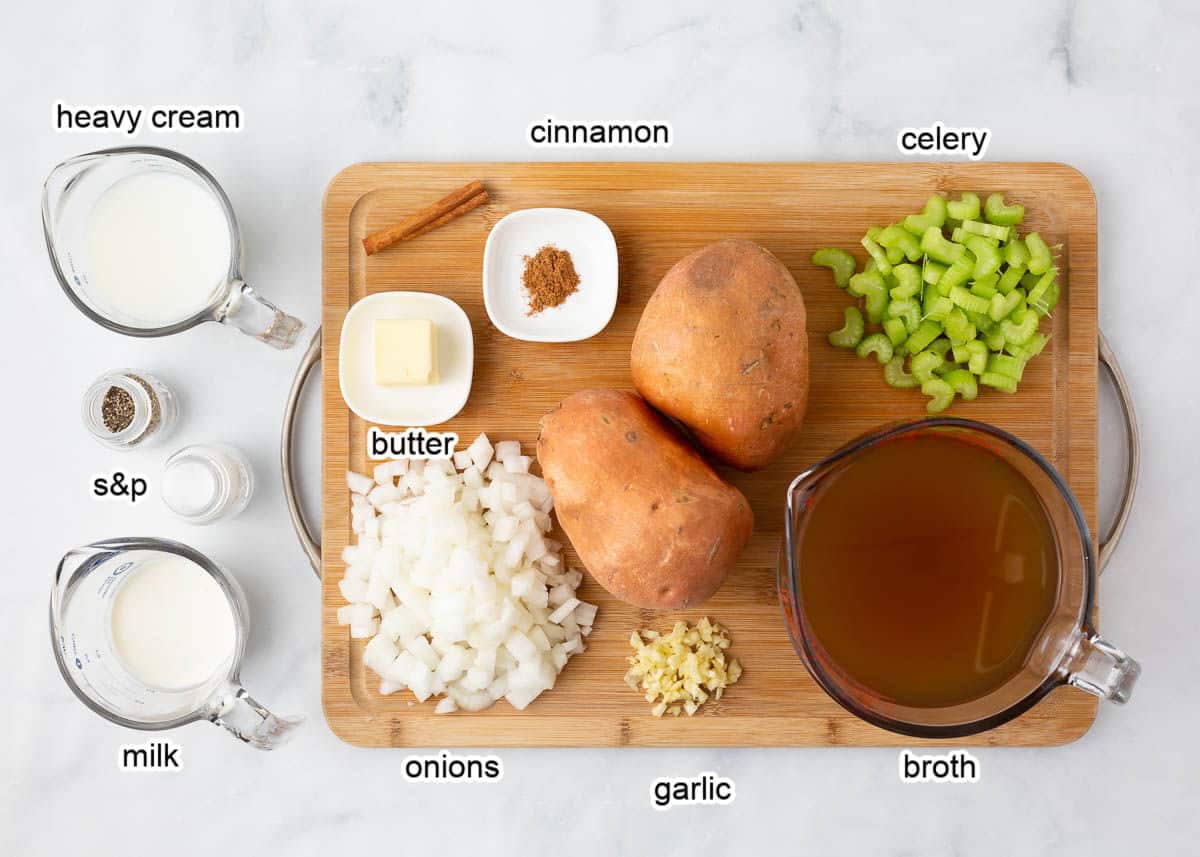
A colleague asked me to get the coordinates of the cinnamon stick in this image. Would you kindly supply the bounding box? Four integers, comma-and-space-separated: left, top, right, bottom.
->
363, 179, 488, 255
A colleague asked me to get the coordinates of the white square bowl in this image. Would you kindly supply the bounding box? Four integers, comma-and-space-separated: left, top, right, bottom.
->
338, 291, 473, 427
483, 208, 618, 342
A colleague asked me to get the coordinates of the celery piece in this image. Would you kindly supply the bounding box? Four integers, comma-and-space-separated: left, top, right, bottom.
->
921, 378, 955, 414
942, 368, 979, 402
878, 224, 922, 263
951, 343, 970, 363
812, 248, 857, 288
989, 290, 1022, 322
1005, 238, 1031, 268
944, 307, 976, 346
962, 219, 1010, 242
920, 227, 966, 265
848, 271, 889, 323
861, 235, 893, 276
1027, 269, 1056, 309
985, 193, 1025, 227
984, 327, 1007, 352
883, 356, 920, 389
856, 333, 894, 364
965, 340, 989, 374
1007, 331, 1050, 362
883, 317, 908, 347
953, 226, 999, 246
970, 277, 998, 300
889, 263, 922, 300
1020, 271, 1041, 290
902, 194, 949, 236
905, 320, 943, 355
1025, 232, 1053, 275
937, 256, 973, 296
1001, 311, 1039, 346
885, 245, 904, 265
923, 292, 953, 322
987, 353, 1026, 381
980, 372, 1019, 393
996, 265, 1025, 295
1031, 280, 1060, 316
912, 350, 945, 384
922, 259, 947, 286
946, 192, 980, 222
928, 337, 953, 358
865, 257, 878, 274
828, 306, 865, 348
887, 297, 921, 333
965, 235, 1002, 279
968, 310, 997, 335
949, 285, 990, 315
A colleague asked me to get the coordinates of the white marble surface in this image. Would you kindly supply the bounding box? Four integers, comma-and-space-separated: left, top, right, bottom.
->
3, 1, 1198, 854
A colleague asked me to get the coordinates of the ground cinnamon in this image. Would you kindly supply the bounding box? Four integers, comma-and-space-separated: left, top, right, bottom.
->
522, 245, 581, 315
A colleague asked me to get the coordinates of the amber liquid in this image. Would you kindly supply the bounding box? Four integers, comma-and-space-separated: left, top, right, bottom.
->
797, 432, 1059, 708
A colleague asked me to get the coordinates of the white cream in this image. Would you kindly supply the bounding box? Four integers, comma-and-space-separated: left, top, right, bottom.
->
85, 171, 232, 327
109, 553, 237, 691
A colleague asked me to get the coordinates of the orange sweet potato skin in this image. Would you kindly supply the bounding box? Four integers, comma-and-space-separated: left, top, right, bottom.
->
630, 239, 809, 471
537, 389, 753, 610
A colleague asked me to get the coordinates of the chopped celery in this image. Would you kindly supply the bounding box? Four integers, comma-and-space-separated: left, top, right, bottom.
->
968, 310, 996, 335
889, 263, 922, 300
883, 317, 908, 347
985, 193, 1025, 226
923, 291, 953, 322
912, 350, 944, 383
902, 194, 949, 235
878, 224, 922, 263
848, 271, 889, 323
942, 368, 979, 401
1025, 232, 1053, 275
965, 235, 1002, 279
1007, 332, 1050, 361
962, 219, 1010, 242
996, 265, 1025, 295
887, 297, 921, 332
928, 337, 953, 358
949, 285, 990, 315
1005, 238, 1031, 268
883, 356, 919, 388
946, 192, 980, 222
905, 320, 943, 355
953, 226, 998, 246
984, 327, 1007, 352
980, 371, 1018, 393
989, 290, 1022, 322
951, 343, 970, 363
970, 277, 998, 300
965, 340, 989, 374
921, 378, 955, 414
986, 353, 1026, 381
920, 227, 966, 265
860, 235, 893, 276
828, 306, 864, 348
922, 259, 947, 285
937, 256, 973, 296
856, 333, 894, 364
944, 307, 976, 346
1031, 280, 1060, 316
812, 248, 857, 288
1001, 311, 1039, 346
1027, 269, 1057, 309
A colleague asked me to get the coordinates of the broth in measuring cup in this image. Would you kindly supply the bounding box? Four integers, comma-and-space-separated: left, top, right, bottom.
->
796, 431, 1060, 708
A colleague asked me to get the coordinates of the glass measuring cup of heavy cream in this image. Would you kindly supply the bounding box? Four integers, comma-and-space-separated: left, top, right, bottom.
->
50, 538, 300, 749
42, 147, 302, 348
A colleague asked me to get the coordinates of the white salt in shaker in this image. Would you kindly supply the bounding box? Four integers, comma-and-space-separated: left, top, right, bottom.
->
162, 444, 254, 524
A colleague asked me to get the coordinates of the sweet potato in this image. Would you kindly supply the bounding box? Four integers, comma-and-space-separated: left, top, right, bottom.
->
537, 389, 753, 610
631, 238, 809, 470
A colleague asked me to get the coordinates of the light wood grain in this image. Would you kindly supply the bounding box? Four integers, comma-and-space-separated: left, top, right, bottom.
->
322, 163, 1099, 747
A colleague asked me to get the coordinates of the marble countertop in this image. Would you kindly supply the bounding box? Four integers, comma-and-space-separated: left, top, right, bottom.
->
3, 1, 1198, 854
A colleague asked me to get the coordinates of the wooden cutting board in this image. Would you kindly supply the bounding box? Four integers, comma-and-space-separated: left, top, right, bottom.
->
322, 162, 1098, 747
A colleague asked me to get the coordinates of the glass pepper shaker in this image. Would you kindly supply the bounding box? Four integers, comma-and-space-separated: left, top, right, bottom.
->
82, 369, 178, 449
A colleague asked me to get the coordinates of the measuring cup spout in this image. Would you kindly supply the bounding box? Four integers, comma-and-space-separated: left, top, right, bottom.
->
204, 681, 303, 750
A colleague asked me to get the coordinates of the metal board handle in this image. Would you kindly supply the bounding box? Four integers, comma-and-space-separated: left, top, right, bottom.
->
281, 328, 321, 576
1097, 330, 1139, 573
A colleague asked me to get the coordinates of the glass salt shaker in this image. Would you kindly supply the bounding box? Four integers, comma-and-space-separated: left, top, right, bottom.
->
82, 369, 178, 449
162, 444, 254, 524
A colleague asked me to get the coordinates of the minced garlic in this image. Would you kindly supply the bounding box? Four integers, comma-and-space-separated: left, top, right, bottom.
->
624, 617, 742, 717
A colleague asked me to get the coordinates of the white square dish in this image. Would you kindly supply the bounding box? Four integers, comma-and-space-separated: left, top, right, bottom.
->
338, 291, 473, 427
483, 208, 618, 342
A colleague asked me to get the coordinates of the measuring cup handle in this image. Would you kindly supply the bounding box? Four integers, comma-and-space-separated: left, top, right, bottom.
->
1066, 633, 1141, 704
206, 682, 302, 750
216, 280, 304, 350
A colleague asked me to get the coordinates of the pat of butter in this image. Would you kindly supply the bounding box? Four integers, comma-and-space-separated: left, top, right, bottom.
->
374, 318, 438, 386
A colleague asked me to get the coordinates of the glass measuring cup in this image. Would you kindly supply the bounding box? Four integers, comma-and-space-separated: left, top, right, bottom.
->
779, 418, 1140, 739
50, 537, 300, 749
42, 146, 303, 349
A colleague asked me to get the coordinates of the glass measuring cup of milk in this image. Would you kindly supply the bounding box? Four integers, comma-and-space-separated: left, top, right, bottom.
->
50, 538, 300, 749
42, 147, 302, 348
